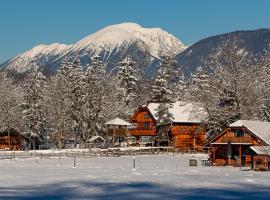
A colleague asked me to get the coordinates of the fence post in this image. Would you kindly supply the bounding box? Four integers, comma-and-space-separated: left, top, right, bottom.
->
73, 152, 76, 168
132, 157, 136, 171
34, 151, 37, 164
58, 152, 61, 167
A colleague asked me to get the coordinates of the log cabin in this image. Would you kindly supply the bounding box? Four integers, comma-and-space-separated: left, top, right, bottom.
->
129, 101, 207, 150
0, 129, 26, 150
209, 120, 270, 170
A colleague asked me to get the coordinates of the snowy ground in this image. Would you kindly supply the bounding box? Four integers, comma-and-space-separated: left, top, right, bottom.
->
1, 154, 270, 200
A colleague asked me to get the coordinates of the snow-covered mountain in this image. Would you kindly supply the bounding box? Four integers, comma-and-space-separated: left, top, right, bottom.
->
0, 23, 186, 75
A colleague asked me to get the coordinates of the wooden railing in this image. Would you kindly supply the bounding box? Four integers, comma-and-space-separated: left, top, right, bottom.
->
134, 122, 155, 130
220, 137, 253, 144
129, 129, 156, 136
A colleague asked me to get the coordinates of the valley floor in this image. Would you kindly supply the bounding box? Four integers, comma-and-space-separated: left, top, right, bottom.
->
0, 154, 270, 200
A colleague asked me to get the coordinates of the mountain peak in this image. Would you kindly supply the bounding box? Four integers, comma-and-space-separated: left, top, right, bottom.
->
0, 22, 186, 74
75, 22, 185, 58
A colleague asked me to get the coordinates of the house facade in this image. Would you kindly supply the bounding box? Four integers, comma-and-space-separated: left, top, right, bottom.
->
129, 101, 207, 150
209, 120, 270, 169
0, 129, 26, 150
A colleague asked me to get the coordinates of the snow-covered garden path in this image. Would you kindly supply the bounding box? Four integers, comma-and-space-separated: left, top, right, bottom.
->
0, 154, 270, 199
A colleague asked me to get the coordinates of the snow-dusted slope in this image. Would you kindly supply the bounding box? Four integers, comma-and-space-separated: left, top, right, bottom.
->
0, 23, 186, 74
72, 23, 185, 58
5, 43, 70, 73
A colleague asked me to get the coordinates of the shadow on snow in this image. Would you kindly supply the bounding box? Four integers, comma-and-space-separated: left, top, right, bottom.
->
0, 181, 270, 200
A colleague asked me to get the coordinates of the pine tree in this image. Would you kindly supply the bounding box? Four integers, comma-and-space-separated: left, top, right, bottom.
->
117, 56, 140, 106
65, 59, 85, 147
46, 65, 72, 149
151, 55, 177, 144
82, 55, 107, 140
21, 67, 48, 149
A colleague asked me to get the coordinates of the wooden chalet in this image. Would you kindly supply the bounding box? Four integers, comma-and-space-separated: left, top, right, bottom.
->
0, 129, 26, 150
209, 120, 270, 170
130, 101, 207, 150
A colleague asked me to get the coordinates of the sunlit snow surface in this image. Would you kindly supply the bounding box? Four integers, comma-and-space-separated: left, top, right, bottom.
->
0, 154, 270, 199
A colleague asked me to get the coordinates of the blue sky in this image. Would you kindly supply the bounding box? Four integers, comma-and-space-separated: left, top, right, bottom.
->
0, 0, 270, 63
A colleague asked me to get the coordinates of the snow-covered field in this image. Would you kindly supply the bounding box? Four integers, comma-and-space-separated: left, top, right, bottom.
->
1, 154, 270, 199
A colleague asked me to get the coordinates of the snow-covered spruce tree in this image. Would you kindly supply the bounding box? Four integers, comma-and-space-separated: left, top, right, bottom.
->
175, 67, 187, 101
82, 55, 107, 140
62, 59, 85, 147
21, 67, 48, 149
187, 67, 211, 102
46, 62, 73, 149
151, 55, 177, 144
117, 56, 140, 106
103, 73, 132, 120
46, 58, 85, 148
0, 72, 24, 145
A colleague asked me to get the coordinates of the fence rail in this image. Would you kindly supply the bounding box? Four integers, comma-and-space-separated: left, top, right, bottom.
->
0, 147, 188, 160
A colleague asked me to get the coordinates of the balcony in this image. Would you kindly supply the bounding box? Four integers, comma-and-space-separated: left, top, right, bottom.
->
220, 137, 253, 144
129, 129, 156, 136
133, 122, 155, 130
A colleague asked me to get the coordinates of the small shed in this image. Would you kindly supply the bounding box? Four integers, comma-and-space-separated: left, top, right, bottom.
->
87, 136, 105, 148
250, 146, 270, 171
105, 118, 132, 147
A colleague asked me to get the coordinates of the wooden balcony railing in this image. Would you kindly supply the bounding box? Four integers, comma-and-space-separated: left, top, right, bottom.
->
129, 129, 156, 136
134, 122, 155, 130
220, 137, 253, 144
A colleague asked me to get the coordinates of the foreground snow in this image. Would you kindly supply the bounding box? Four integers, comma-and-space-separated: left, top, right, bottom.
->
0, 154, 270, 199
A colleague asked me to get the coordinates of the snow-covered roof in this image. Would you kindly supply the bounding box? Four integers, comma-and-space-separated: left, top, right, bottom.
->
146, 101, 206, 123
105, 118, 132, 126
229, 120, 270, 145
250, 146, 270, 155
88, 136, 105, 142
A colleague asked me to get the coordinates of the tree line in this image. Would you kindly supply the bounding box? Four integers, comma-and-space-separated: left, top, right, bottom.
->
1, 39, 270, 148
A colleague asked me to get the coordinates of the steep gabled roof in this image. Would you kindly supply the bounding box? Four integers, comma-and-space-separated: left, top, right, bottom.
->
145, 101, 206, 123
229, 120, 270, 145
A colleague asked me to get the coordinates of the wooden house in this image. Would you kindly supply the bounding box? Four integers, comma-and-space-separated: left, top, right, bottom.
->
129, 101, 207, 150
209, 120, 270, 169
0, 129, 26, 150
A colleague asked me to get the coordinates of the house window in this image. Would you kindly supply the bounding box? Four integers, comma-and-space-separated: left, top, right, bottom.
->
234, 129, 244, 137
144, 122, 151, 129
144, 114, 151, 119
